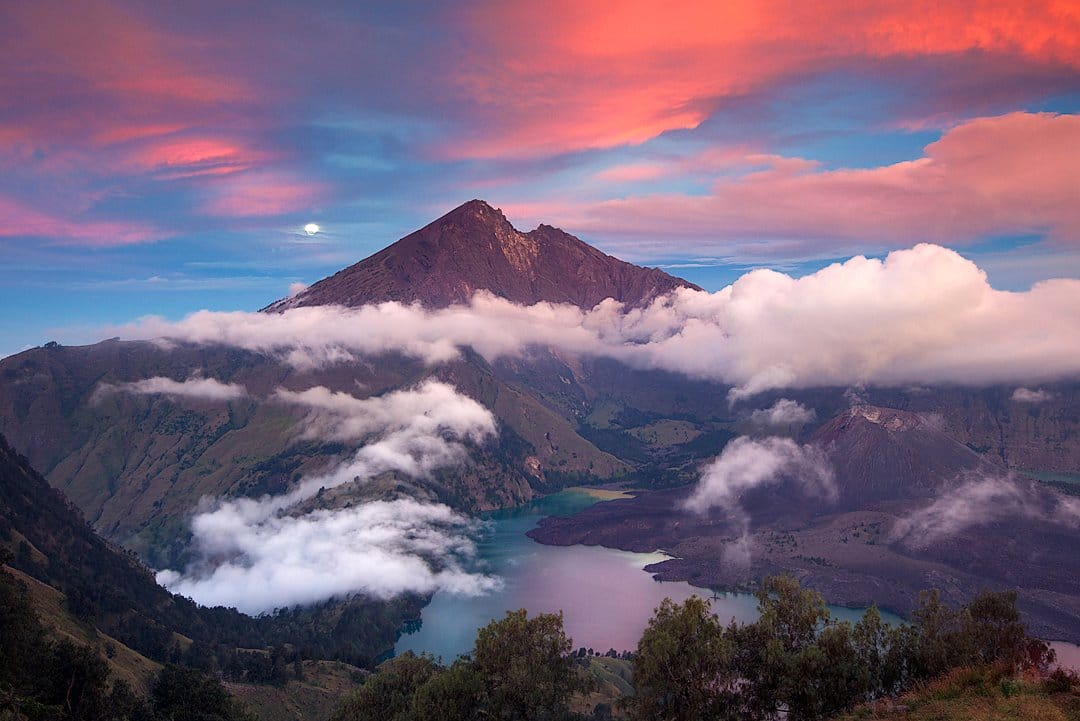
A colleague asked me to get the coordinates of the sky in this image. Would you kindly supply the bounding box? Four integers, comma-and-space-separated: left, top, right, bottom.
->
2, 0, 1079, 359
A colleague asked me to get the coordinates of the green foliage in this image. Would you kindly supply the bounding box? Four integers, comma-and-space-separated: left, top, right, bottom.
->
409, 661, 483, 721
331, 653, 442, 721
332, 610, 591, 721
628, 578, 1054, 721
151, 667, 253, 721
473, 609, 590, 720
628, 596, 734, 721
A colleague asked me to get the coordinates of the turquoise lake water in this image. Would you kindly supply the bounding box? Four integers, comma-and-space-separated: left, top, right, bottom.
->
395, 489, 905, 661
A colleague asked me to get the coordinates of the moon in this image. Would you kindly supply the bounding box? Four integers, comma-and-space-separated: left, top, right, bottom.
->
304, 223, 320, 236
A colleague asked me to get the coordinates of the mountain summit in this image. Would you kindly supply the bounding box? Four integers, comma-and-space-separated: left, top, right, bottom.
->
269, 200, 699, 310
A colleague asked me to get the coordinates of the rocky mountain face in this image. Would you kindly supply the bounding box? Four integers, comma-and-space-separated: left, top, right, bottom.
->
267, 200, 698, 311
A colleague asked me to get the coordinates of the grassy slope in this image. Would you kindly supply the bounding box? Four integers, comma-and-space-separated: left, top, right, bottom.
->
570, 657, 635, 717
225, 660, 367, 721
4, 564, 163, 695
835, 667, 1080, 721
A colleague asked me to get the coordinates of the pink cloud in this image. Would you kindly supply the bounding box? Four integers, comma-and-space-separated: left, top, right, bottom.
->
123, 137, 259, 179
450, 0, 1080, 158
505, 112, 1080, 258
0, 195, 162, 247
200, 172, 329, 218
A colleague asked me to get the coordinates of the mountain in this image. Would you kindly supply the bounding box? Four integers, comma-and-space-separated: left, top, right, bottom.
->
267, 199, 698, 311
1, 201, 1077, 651
808, 405, 1000, 508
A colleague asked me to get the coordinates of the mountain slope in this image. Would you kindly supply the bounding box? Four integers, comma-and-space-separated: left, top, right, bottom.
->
0, 341, 626, 566
0, 433, 423, 669
268, 200, 698, 311
808, 405, 1000, 508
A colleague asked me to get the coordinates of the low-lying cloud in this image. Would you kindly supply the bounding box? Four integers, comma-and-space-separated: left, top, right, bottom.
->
892, 473, 1080, 549
1011, 387, 1053, 403
111, 244, 1080, 400
681, 436, 834, 567
96, 375, 247, 401
682, 436, 835, 515
157, 499, 498, 613
156, 381, 501, 613
748, 399, 816, 427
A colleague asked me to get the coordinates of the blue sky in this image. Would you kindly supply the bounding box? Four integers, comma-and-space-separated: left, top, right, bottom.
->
2, 0, 1078, 358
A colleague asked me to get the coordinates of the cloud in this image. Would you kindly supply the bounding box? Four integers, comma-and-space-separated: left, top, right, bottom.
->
287, 282, 308, 298
502, 113, 1080, 257
452, 3, 1080, 158
682, 436, 834, 515
97, 375, 247, 402
111, 244, 1080, 399
0, 195, 163, 247
270, 380, 498, 505
156, 381, 501, 613
749, 399, 816, 427
892, 473, 1080, 548
156, 499, 499, 613
1011, 387, 1053, 403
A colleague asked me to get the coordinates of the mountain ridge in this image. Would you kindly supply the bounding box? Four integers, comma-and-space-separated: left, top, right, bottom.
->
267, 199, 699, 311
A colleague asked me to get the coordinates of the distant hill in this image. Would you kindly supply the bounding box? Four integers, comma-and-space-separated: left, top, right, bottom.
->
530, 403, 1080, 642
267, 199, 698, 311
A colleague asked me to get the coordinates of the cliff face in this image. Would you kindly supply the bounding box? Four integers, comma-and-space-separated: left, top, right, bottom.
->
267, 200, 698, 311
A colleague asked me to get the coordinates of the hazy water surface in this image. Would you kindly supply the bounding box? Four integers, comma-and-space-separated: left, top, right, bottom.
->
395, 490, 902, 660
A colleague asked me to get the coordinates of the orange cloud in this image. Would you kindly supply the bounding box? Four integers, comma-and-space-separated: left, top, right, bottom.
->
505, 112, 1080, 256
452, 0, 1080, 157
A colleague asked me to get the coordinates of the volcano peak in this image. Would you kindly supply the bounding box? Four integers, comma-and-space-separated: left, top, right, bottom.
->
268, 200, 698, 311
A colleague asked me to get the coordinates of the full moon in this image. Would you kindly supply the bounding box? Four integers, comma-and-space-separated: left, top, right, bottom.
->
304, 223, 320, 236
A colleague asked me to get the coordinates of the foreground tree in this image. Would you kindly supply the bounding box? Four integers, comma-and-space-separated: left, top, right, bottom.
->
332, 610, 590, 721
628, 596, 734, 721
331, 653, 442, 721
471, 609, 591, 721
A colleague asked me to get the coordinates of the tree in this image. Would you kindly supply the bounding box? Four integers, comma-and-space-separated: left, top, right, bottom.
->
470, 609, 591, 721
629, 596, 734, 721
962, 590, 1049, 670
152, 666, 253, 721
411, 661, 483, 721
331, 653, 441, 721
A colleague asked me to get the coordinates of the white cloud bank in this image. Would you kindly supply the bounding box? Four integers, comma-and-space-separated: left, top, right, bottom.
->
1011, 387, 1053, 403
682, 436, 835, 515
111, 244, 1080, 400
156, 381, 501, 614
97, 376, 247, 401
157, 499, 497, 613
748, 399, 816, 427
892, 473, 1080, 549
